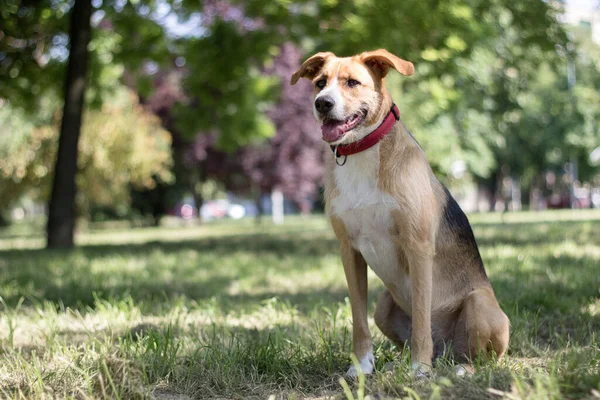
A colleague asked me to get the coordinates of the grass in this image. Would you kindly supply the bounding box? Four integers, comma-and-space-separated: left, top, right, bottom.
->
0, 210, 599, 399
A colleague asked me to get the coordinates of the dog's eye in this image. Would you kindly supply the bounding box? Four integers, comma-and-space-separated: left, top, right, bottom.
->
315, 79, 327, 89
347, 79, 361, 88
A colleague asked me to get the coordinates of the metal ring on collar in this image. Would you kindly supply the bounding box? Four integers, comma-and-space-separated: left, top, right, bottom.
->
333, 146, 348, 166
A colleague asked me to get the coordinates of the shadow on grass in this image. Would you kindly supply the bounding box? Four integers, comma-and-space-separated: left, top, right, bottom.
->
1, 220, 598, 343
1, 231, 338, 258
474, 219, 599, 247
0, 233, 339, 309
1, 219, 599, 400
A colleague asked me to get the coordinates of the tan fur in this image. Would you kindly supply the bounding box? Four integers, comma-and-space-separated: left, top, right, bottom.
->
292, 49, 509, 372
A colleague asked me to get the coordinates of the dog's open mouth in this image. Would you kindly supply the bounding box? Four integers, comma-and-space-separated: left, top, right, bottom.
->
321, 109, 367, 143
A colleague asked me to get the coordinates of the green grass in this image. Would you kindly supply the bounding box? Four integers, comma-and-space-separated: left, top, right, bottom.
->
1, 210, 599, 399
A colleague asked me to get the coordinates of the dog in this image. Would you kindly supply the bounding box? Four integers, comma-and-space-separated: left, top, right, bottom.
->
290, 49, 509, 376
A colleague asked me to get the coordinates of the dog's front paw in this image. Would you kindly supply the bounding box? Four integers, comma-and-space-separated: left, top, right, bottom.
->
411, 362, 432, 379
346, 352, 375, 378
454, 364, 474, 377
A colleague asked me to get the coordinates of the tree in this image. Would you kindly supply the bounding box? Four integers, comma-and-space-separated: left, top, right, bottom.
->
46, 0, 92, 248
1, 0, 172, 246
1, 0, 579, 236
179, 43, 324, 213
0, 88, 173, 220
147, 0, 574, 212
0, 0, 67, 109
241, 43, 324, 213
377, 1, 575, 208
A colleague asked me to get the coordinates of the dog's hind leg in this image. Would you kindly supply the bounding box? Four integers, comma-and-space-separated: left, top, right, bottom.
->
452, 287, 509, 362
374, 290, 412, 348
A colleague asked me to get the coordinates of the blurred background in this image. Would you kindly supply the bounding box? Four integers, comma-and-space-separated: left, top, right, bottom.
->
1, 0, 600, 248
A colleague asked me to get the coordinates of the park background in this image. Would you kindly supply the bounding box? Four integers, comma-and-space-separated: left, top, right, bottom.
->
1, 0, 600, 399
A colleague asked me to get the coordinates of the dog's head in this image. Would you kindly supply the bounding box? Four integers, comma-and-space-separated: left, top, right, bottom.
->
290, 49, 413, 145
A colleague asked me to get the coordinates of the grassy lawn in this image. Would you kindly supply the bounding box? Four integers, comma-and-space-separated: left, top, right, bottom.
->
1, 210, 599, 399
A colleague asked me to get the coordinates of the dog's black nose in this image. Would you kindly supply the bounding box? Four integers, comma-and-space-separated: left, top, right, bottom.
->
315, 96, 335, 115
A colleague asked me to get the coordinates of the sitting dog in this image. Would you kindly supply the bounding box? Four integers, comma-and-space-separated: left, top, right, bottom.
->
290, 49, 509, 376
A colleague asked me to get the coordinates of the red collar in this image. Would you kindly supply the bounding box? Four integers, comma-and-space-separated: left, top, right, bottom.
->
331, 104, 400, 160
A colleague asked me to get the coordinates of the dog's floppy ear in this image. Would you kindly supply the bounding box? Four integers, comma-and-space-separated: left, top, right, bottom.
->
290, 52, 334, 85
361, 49, 414, 78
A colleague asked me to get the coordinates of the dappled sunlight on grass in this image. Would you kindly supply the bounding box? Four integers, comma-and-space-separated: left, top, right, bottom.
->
0, 211, 599, 398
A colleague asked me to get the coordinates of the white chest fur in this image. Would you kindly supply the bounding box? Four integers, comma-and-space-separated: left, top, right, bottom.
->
329, 146, 410, 299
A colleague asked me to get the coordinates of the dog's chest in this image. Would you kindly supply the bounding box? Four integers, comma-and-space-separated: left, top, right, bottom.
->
329, 148, 406, 285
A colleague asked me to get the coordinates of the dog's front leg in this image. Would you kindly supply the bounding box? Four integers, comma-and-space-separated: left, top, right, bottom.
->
341, 241, 373, 377
407, 242, 434, 371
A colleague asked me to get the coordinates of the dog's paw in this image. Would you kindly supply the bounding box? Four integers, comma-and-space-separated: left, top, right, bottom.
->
411, 362, 432, 379
454, 364, 474, 377
383, 361, 395, 373
346, 352, 375, 378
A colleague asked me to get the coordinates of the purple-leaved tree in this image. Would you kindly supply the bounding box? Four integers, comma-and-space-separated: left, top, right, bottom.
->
184, 43, 325, 214
240, 43, 324, 213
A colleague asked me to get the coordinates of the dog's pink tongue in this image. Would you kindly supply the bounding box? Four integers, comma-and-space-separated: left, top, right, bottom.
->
321, 120, 345, 142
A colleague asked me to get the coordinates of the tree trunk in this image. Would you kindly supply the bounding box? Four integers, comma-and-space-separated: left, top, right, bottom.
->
46, 0, 92, 248
254, 192, 263, 225
487, 172, 499, 212
191, 168, 205, 221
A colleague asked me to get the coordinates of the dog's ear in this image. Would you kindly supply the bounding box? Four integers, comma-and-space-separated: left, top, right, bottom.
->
360, 49, 414, 78
290, 52, 334, 85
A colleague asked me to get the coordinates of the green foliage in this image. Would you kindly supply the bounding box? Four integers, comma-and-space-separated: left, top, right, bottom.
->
0, 88, 173, 217
0, 0, 68, 110
77, 89, 174, 215
0, 99, 58, 211
173, 20, 279, 149
385, 2, 600, 189
2, 0, 599, 210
